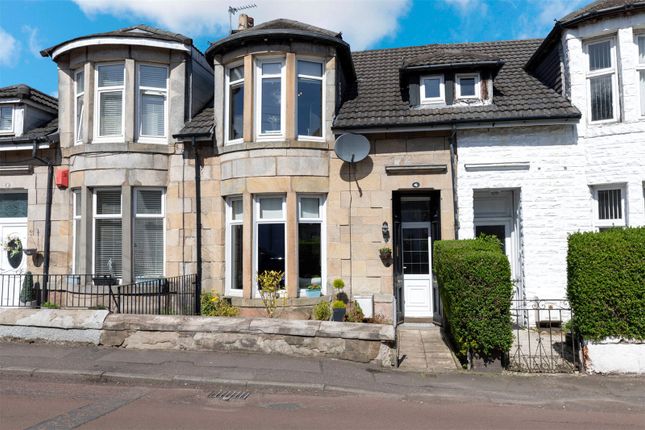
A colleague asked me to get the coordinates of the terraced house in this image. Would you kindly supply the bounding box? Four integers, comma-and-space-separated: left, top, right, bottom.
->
1, 0, 643, 322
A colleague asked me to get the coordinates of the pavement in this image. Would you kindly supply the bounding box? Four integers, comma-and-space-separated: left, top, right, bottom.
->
397, 323, 458, 371
1, 340, 644, 414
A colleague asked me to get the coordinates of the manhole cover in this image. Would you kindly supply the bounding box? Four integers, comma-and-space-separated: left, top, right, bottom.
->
208, 390, 251, 401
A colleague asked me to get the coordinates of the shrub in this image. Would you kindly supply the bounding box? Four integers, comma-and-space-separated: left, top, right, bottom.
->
332, 300, 346, 309
312, 301, 331, 320
200, 292, 240, 317
346, 301, 364, 322
434, 236, 513, 363
567, 227, 645, 341
19, 271, 37, 303
332, 278, 345, 290
42, 302, 60, 309
257, 270, 286, 318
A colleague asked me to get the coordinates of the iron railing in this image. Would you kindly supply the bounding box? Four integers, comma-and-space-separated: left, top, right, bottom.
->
508, 298, 581, 373
0, 273, 198, 315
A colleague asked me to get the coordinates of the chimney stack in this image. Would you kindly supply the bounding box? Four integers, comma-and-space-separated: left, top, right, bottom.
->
238, 14, 255, 30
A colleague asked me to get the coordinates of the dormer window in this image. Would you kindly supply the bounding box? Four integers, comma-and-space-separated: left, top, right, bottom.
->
226, 64, 244, 144
456, 73, 480, 99
420, 75, 445, 104
0, 105, 13, 133
95, 63, 125, 140
256, 58, 285, 139
137, 64, 168, 142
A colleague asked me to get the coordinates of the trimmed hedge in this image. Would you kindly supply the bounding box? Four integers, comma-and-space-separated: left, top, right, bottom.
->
567, 227, 645, 341
434, 236, 513, 362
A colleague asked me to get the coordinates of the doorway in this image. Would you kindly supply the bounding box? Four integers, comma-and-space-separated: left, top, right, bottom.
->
0, 191, 28, 306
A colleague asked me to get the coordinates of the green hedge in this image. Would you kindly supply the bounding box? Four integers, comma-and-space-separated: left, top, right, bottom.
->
434, 236, 513, 362
567, 227, 645, 341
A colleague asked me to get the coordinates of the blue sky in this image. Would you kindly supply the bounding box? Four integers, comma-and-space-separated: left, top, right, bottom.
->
0, 0, 587, 96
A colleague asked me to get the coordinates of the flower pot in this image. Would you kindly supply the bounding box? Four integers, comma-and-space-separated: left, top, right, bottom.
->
332, 308, 346, 322
305, 289, 321, 298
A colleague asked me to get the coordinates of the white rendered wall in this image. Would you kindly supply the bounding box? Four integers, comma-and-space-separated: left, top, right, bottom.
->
586, 339, 645, 374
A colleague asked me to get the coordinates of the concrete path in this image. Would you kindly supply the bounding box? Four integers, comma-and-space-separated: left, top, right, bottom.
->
397, 323, 459, 371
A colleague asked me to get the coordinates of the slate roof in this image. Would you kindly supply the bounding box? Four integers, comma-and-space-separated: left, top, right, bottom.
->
0, 118, 58, 143
334, 39, 581, 129
175, 103, 214, 138
247, 19, 340, 38
401, 49, 502, 69
41, 25, 193, 57
560, 0, 645, 24
0, 84, 58, 110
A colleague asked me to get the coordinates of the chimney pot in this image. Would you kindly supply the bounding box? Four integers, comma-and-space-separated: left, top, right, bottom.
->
238, 14, 255, 30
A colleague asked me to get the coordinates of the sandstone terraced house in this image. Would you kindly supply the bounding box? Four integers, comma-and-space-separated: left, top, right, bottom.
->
1, 0, 643, 322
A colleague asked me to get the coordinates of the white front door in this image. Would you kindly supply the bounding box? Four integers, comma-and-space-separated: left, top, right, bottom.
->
402, 222, 432, 318
0, 223, 28, 306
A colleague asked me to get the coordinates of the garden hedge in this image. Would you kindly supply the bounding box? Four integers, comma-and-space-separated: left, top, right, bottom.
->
567, 227, 645, 341
434, 236, 513, 362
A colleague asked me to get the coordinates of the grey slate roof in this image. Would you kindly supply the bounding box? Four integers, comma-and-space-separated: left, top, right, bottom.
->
175, 103, 214, 138
41, 25, 193, 57
0, 84, 58, 110
401, 49, 502, 69
560, 0, 644, 24
248, 19, 340, 38
334, 39, 580, 129
0, 118, 58, 143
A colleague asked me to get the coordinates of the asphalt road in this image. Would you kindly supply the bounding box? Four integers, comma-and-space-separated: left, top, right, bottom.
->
1, 375, 645, 430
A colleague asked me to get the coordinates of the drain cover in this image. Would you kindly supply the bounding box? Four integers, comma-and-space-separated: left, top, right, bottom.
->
208, 390, 251, 401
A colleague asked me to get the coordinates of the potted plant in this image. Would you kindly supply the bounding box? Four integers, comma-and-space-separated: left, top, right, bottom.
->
19, 271, 37, 306
379, 246, 392, 260
305, 284, 322, 298
332, 278, 349, 304
332, 300, 347, 321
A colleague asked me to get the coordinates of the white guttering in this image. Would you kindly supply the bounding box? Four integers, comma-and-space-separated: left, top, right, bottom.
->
0, 142, 51, 152
51, 37, 190, 60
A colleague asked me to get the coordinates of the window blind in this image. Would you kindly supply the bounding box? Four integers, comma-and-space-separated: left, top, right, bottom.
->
140, 65, 167, 89
96, 190, 121, 215
590, 75, 613, 121
597, 189, 622, 220
589, 41, 611, 71
98, 64, 124, 87
0, 106, 12, 131
99, 92, 123, 136
95, 219, 122, 277
135, 189, 162, 215
133, 218, 163, 279
140, 94, 165, 136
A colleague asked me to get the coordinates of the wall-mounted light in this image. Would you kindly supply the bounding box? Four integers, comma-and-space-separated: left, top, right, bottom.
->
381, 221, 390, 242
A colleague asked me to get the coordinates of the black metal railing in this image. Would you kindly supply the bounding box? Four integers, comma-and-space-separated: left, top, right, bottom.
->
508, 298, 581, 373
0, 273, 198, 316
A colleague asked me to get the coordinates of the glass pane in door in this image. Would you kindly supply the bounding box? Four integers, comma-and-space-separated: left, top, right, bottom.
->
402, 228, 429, 275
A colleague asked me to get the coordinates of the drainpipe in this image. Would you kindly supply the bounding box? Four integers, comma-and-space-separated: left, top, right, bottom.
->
31, 140, 54, 303
449, 124, 459, 240
191, 136, 202, 314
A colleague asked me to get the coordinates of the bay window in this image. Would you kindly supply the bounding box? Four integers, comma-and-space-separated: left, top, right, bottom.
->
137, 64, 168, 142
93, 189, 122, 278
133, 189, 164, 280
226, 197, 244, 295
637, 35, 645, 116
298, 195, 324, 291
586, 39, 617, 122
592, 185, 626, 230
254, 196, 286, 290
0, 105, 13, 133
297, 60, 323, 139
95, 64, 125, 139
74, 70, 84, 144
256, 59, 285, 138
73, 190, 81, 273
226, 65, 244, 144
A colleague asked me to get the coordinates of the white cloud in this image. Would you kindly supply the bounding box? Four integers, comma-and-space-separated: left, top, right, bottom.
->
72, 0, 410, 50
443, 0, 488, 15
534, 0, 587, 28
0, 26, 20, 67
22, 25, 42, 59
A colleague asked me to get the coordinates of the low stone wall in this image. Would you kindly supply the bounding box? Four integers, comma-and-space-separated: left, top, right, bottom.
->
0, 309, 396, 366
585, 339, 645, 374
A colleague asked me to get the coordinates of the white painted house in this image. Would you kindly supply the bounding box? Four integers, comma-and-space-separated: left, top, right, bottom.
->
457, 0, 645, 303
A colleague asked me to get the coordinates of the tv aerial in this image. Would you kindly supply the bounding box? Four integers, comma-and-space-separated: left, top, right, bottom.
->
228, 3, 257, 32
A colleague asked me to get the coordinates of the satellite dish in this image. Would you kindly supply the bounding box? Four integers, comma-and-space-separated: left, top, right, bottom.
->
334, 133, 370, 163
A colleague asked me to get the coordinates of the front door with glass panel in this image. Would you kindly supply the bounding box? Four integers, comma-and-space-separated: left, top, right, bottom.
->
400, 197, 433, 318
0, 192, 28, 306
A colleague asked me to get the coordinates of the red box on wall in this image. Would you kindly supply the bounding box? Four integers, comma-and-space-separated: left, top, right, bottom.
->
55, 168, 69, 189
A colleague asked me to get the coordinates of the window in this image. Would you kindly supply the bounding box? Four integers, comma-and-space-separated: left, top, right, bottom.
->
298, 195, 325, 291
225, 65, 244, 144
74, 70, 84, 144
256, 59, 285, 138
455, 73, 480, 99
254, 196, 286, 290
297, 60, 323, 139
586, 39, 617, 122
226, 197, 244, 295
592, 186, 626, 230
137, 64, 168, 142
95, 64, 125, 139
93, 189, 122, 278
73, 190, 81, 273
420, 75, 444, 104
637, 35, 645, 116
0, 192, 27, 218
133, 189, 164, 280
0, 106, 13, 133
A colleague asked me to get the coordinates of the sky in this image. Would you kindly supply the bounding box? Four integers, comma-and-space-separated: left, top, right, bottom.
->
0, 0, 588, 97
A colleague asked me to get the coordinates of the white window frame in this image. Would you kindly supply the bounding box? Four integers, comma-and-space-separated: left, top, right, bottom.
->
225, 196, 244, 297
297, 194, 326, 296
255, 57, 286, 141
224, 62, 245, 145
132, 188, 166, 280
74, 70, 85, 145
136, 63, 168, 144
635, 34, 645, 117
72, 190, 81, 273
592, 184, 626, 230
420, 74, 445, 104
584, 37, 619, 124
0, 105, 14, 135
455, 73, 481, 99
92, 188, 122, 279
253, 194, 287, 297
296, 57, 325, 142
94, 62, 125, 142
